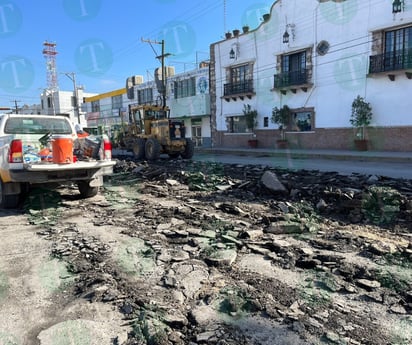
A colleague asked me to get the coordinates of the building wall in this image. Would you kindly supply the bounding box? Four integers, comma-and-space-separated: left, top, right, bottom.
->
168, 67, 211, 145
215, 126, 412, 151
210, 0, 412, 151
82, 67, 212, 147
83, 88, 129, 127
40, 89, 97, 126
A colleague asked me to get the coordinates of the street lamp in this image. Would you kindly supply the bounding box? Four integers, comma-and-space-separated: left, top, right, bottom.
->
229, 43, 239, 60
282, 30, 290, 44
393, 0, 403, 13
283, 24, 295, 44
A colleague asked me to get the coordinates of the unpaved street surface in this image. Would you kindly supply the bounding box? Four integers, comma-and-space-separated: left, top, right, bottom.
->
1, 157, 411, 345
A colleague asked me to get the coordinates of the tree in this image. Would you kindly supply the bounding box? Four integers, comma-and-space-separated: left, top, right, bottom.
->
350, 95, 373, 140
271, 105, 291, 140
243, 104, 258, 134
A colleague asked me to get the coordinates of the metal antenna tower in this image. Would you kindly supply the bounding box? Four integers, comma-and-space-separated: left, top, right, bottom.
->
42, 41, 58, 91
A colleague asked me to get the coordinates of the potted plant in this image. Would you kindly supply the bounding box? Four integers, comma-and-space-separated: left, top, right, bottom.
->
243, 104, 258, 148
242, 25, 249, 33
350, 95, 373, 151
271, 105, 291, 148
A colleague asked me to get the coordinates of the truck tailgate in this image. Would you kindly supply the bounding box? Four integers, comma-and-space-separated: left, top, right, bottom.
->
24, 160, 116, 171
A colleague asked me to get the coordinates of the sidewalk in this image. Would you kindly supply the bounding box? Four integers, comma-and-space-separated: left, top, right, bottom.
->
195, 147, 412, 163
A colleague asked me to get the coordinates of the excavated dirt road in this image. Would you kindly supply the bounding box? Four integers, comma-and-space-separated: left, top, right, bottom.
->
0, 157, 411, 345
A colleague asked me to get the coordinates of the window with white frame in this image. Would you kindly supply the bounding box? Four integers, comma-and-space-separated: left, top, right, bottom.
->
370, 25, 412, 73
282, 51, 306, 74
174, 77, 196, 99
226, 116, 248, 133
224, 63, 254, 95
384, 25, 412, 69
112, 95, 122, 109
274, 48, 312, 89
138, 88, 153, 104
91, 100, 99, 112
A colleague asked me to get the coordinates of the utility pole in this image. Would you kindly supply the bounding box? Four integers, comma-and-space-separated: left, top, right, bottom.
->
62, 72, 80, 123
141, 38, 171, 108
11, 100, 20, 113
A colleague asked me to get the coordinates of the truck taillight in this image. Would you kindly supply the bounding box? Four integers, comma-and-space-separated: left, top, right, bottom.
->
101, 138, 112, 160
8, 139, 23, 163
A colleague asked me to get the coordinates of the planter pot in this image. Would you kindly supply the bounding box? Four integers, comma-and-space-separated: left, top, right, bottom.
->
242, 26, 249, 33
354, 139, 368, 151
248, 139, 258, 148
276, 140, 288, 149
225, 32, 232, 39
233, 29, 240, 37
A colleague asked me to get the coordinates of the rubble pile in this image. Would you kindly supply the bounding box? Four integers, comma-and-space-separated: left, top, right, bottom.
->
27, 158, 412, 345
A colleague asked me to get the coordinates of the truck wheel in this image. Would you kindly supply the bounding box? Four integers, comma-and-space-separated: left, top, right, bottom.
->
133, 138, 146, 159
145, 138, 161, 161
78, 181, 99, 198
0, 181, 20, 209
181, 138, 195, 159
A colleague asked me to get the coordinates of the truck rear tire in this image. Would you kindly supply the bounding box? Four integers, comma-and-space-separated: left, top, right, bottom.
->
133, 138, 146, 159
78, 181, 99, 198
181, 138, 195, 159
0, 180, 20, 209
145, 138, 161, 161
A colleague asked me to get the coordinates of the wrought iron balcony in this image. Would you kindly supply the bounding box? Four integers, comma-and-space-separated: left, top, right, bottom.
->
369, 49, 412, 73
273, 69, 309, 89
224, 79, 254, 96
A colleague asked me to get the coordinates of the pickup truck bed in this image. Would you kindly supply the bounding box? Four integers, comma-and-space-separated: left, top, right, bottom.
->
0, 113, 116, 208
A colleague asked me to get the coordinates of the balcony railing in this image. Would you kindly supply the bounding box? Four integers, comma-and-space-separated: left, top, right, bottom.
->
369, 49, 412, 73
273, 69, 309, 88
224, 80, 254, 96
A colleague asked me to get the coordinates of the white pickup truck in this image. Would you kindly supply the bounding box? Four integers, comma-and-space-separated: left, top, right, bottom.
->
0, 113, 116, 208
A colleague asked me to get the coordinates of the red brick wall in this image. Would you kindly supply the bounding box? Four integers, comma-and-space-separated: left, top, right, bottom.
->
213, 126, 412, 151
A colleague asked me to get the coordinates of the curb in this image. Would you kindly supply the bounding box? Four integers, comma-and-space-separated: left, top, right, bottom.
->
194, 148, 412, 163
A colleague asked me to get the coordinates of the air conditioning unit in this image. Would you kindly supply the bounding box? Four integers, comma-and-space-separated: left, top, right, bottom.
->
166, 66, 175, 77
132, 75, 143, 85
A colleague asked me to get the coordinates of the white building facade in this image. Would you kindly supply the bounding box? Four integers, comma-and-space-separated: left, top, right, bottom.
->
210, 0, 412, 151
83, 88, 129, 128
41, 89, 97, 126
167, 65, 211, 147
83, 64, 212, 147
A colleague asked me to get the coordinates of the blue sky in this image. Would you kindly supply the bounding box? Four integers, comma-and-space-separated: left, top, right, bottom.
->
0, 0, 273, 108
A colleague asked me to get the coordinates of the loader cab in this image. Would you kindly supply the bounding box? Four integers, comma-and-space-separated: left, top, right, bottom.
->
143, 108, 169, 120
129, 105, 170, 135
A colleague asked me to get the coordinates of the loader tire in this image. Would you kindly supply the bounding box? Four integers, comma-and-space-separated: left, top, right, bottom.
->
181, 138, 195, 159
132, 138, 146, 160
145, 138, 161, 161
